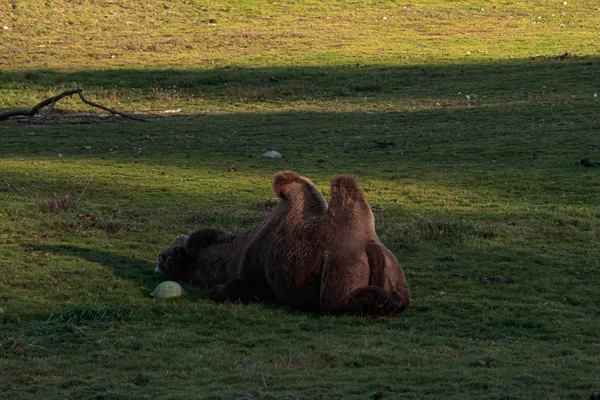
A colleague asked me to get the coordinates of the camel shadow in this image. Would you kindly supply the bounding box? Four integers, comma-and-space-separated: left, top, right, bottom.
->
26, 244, 211, 299
25, 245, 313, 311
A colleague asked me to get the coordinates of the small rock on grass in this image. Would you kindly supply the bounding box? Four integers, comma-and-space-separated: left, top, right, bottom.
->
262, 151, 281, 158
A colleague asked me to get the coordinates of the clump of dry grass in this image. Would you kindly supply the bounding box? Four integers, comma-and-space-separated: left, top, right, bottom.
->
94, 218, 133, 233
38, 194, 76, 213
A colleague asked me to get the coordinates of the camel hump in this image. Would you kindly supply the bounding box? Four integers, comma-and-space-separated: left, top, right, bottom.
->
272, 170, 304, 198
330, 175, 365, 202
185, 227, 229, 255
271, 171, 327, 216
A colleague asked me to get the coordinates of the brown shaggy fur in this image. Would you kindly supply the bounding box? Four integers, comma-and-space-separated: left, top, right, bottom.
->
156, 226, 276, 303
156, 171, 410, 315
156, 229, 250, 289
209, 171, 327, 306
212, 171, 410, 315
319, 176, 411, 315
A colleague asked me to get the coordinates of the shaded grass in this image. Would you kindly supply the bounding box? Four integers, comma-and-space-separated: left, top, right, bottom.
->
36, 306, 136, 336
1, 59, 599, 116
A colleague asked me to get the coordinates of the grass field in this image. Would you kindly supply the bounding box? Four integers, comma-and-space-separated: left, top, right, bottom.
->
1, 1, 600, 399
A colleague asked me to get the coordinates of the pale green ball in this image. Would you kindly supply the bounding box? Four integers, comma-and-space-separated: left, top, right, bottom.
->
150, 281, 184, 298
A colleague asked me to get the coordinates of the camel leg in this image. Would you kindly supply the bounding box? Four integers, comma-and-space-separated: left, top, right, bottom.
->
319, 251, 370, 314
320, 244, 409, 315
365, 241, 410, 312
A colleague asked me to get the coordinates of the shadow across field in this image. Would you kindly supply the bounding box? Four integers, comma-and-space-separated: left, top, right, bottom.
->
2, 58, 598, 201
28, 244, 157, 288
1, 103, 598, 212
0, 57, 598, 109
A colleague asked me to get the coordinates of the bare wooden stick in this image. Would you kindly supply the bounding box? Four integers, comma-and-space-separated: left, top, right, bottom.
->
30, 99, 56, 123
0, 89, 148, 122
76, 91, 147, 121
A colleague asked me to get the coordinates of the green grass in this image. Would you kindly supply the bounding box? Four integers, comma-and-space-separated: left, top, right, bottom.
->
1, 1, 600, 399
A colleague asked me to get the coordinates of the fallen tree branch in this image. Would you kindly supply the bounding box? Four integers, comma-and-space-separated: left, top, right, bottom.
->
76, 91, 146, 121
0, 89, 81, 120
0, 89, 148, 122
30, 99, 56, 123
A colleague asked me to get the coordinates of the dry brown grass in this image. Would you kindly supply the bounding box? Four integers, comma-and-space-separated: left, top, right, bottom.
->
38, 194, 76, 213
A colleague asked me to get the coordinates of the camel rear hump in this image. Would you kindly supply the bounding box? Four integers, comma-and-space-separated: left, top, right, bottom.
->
330, 175, 366, 203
